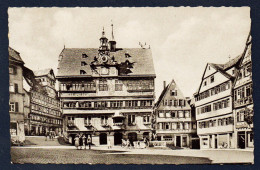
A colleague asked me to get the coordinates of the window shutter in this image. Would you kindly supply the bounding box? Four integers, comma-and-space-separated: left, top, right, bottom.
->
15, 102, 19, 112
14, 84, 18, 93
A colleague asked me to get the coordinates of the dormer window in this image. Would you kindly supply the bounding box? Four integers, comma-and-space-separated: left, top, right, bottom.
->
209, 66, 211, 70
82, 53, 88, 58
80, 70, 86, 75
81, 61, 87, 66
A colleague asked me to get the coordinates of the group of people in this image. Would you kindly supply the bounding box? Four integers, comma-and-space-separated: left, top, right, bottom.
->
74, 134, 92, 150
45, 131, 56, 141
121, 137, 150, 149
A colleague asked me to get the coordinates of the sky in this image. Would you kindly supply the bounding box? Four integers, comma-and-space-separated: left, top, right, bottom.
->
8, 7, 251, 99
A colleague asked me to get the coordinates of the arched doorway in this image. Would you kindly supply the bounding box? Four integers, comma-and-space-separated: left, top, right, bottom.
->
114, 132, 123, 145
128, 132, 137, 142
100, 133, 107, 145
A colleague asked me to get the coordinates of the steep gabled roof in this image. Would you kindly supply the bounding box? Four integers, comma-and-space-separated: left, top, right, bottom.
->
34, 68, 54, 77
233, 32, 252, 87
195, 54, 243, 96
8, 47, 24, 64
57, 48, 156, 77
155, 79, 190, 109
155, 83, 170, 108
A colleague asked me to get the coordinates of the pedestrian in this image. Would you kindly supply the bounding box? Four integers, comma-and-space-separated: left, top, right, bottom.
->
108, 139, 112, 149
121, 139, 125, 148
79, 134, 83, 150
137, 140, 140, 149
87, 136, 91, 150
74, 135, 80, 150
144, 138, 147, 148
82, 134, 87, 150
49, 131, 52, 140
126, 139, 130, 149
45, 131, 48, 141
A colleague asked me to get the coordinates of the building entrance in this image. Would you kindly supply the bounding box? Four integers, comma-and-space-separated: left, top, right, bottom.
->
100, 133, 107, 145
176, 136, 181, 147
114, 132, 123, 145
238, 132, 246, 149
128, 132, 137, 142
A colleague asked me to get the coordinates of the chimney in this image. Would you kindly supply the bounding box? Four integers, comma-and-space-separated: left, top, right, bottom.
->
163, 81, 166, 89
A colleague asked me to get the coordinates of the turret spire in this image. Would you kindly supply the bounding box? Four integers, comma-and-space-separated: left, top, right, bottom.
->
111, 20, 114, 40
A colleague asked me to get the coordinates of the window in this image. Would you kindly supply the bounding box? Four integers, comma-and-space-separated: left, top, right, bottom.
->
185, 111, 190, 118
115, 80, 123, 91
165, 112, 171, 118
159, 112, 164, 118
171, 111, 176, 118
184, 123, 189, 130
9, 102, 15, 112
9, 84, 14, 92
14, 83, 18, 93
81, 61, 87, 66
171, 90, 177, 96
80, 70, 86, 75
210, 76, 214, 83
128, 115, 135, 125
9, 66, 16, 74
179, 99, 183, 106
101, 116, 108, 124
99, 79, 108, 91
169, 100, 173, 106
178, 111, 184, 118
204, 81, 207, 86
143, 115, 150, 123
171, 123, 176, 130
164, 100, 168, 106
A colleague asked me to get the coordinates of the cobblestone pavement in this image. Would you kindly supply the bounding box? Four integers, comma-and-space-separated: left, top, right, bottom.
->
14, 136, 253, 164
11, 148, 211, 164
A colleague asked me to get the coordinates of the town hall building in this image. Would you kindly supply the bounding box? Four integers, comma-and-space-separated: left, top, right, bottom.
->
57, 26, 156, 146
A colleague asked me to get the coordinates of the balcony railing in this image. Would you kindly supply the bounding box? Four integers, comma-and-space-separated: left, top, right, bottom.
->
234, 95, 253, 108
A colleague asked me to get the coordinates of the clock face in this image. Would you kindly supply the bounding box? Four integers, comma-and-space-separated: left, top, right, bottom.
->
101, 55, 108, 63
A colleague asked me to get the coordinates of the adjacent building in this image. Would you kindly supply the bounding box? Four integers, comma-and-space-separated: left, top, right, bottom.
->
233, 35, 253, 149
9, 47, 25, 142
57, 27, 156, 146
23, 68, 63, 136
154, 80, 197, 148
194, 56, 243, 149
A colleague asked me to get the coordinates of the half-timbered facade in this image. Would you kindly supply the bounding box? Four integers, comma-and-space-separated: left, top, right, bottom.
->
233, 35, 253, 149
154, 80, 196, 148
194, 56, 243, 149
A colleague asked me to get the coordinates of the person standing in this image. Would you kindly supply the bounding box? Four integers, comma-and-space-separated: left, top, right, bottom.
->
45, 131, 48, 141
87, 136, 91, 150
74, 135, 80, 150
79, 134, 83, 150
82, 134, 87, 150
